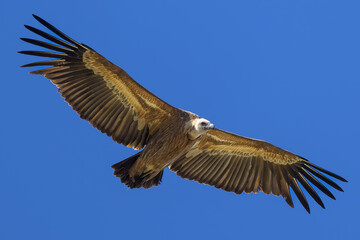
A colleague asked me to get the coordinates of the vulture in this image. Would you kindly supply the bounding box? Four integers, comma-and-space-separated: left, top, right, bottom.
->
20, 15, 347, 213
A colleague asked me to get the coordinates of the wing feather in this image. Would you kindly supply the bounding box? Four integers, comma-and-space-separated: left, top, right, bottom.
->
226, 156, 243, 191
244, 156, 258, 194
170, 129, 346, 212
214, 156, 233, 188
297, 166, 335, 199
20, 15, 177, 149
288, 173, 310, 213
262, 162, 272, 194
236, 159, 252, 194
296, 171, 324, 209
196, 156, 216, 182
222, 156, 238, 190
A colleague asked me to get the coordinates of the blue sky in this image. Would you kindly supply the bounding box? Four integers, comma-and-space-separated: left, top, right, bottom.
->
1, 1, 359, 239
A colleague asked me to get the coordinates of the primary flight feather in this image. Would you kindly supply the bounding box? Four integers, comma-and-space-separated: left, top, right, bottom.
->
20, 15, 347, 213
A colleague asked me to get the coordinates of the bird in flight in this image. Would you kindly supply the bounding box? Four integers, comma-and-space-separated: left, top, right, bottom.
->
20, 15, 346, 213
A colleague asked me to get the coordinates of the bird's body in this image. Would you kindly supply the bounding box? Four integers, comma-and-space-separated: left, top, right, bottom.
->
20, 15, 347, 213
128, 111, 196, 182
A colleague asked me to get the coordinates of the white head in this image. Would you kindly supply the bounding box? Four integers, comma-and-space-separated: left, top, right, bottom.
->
188, 118, 215, 140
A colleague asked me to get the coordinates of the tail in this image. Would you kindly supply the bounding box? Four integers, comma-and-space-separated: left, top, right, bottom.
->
111, 153, 164, 189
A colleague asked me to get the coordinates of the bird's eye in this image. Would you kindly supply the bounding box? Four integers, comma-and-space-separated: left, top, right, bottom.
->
201, 122, 207, 126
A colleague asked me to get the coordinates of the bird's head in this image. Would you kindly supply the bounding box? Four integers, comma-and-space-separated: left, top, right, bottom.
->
188, 118, 215, 140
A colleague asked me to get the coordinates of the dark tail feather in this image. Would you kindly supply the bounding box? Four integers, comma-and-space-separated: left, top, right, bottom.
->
111, 153, 164, 189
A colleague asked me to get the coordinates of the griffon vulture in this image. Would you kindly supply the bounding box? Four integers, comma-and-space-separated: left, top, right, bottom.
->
20, 15, 347, 213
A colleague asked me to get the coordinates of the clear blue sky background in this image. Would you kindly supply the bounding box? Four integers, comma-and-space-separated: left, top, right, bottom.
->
1, 1, 359, 239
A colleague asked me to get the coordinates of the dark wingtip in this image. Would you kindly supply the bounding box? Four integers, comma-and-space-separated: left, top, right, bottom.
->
285, 196, 294, 208
333, 183, 344, 192
28, 14, 84, 49
316, 197, 325, 209
329, 194, 336, 200
32, 14, 41, 21
18, 51, 37, 56
331, 174, 347, 183
24, 25, 32, 30
339, 176, 348, 183
32, 15, 48, 26
18, 50, 26, 67
305, 161, 348, 182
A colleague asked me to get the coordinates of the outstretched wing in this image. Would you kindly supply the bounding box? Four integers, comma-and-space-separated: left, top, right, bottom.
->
170, 129, 347, 213
20, 15, 177, 149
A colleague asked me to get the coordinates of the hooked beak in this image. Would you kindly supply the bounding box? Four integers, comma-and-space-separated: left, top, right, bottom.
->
207, 123, 215, 130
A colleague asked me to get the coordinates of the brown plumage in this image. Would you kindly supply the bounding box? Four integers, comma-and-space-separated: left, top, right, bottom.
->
20, 15, 347, 213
